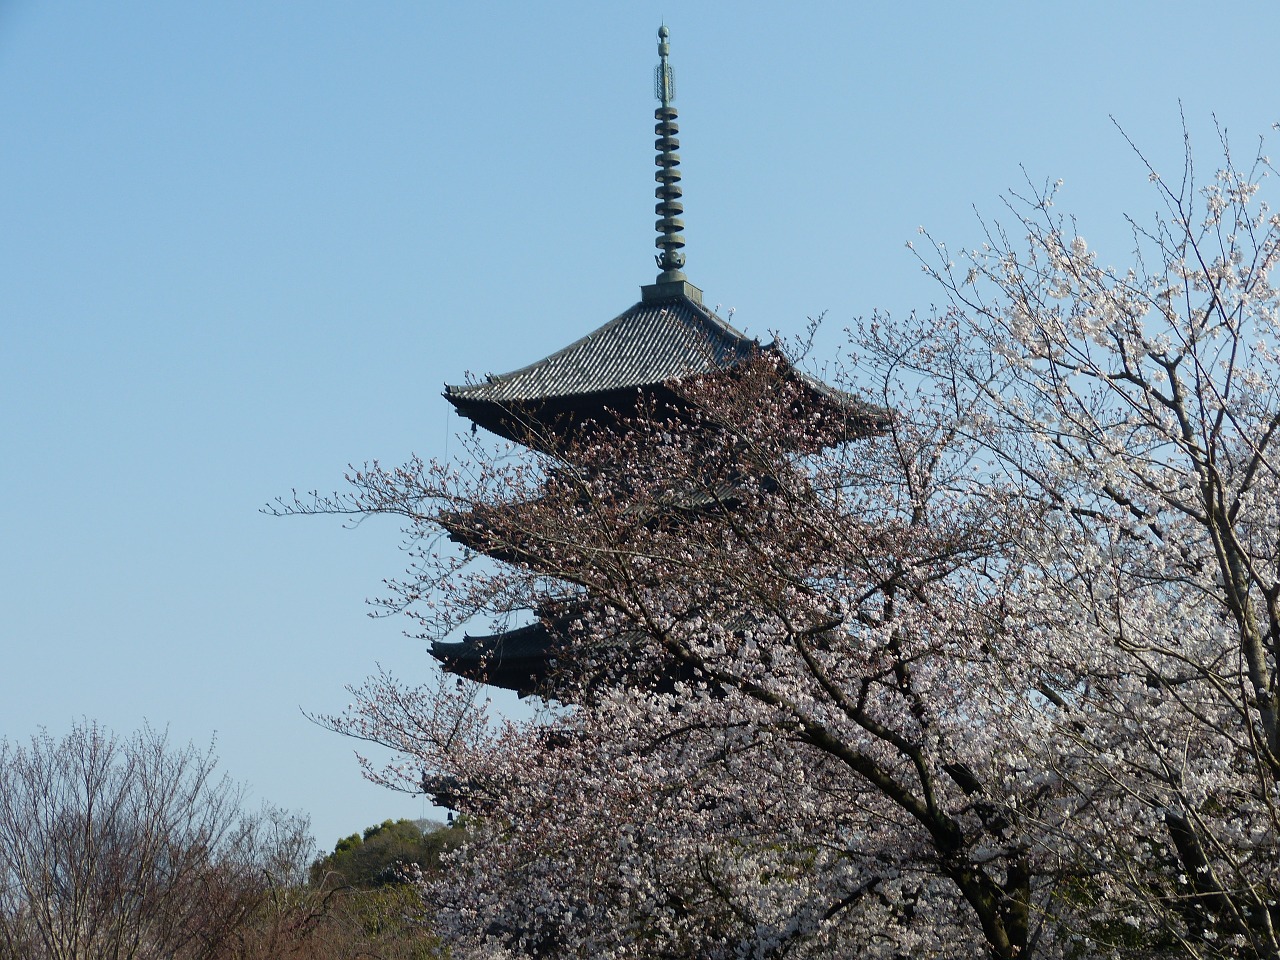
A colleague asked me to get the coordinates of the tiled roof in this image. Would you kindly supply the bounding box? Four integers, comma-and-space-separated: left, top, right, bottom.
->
445, 295, 759, 405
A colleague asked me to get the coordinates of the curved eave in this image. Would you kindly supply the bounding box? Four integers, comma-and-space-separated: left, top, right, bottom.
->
444, 383, 685, 450
430, 622, 559, 697
787, 371, 892, 442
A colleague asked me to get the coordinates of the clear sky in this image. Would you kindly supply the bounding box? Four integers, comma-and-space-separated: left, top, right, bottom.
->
3, 0, 1279, 852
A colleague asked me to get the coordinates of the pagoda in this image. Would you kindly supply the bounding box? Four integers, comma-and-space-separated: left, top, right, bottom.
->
430, 27, 884, 696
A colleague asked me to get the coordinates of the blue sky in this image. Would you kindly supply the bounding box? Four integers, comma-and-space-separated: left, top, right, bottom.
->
3, 0, 1279, 851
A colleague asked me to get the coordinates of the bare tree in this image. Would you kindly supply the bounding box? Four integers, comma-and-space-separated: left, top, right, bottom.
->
0, 722, 276, 960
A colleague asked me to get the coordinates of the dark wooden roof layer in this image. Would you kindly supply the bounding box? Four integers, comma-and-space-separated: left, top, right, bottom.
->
445, 292, 887, 447
430, 623, 557, 698
444, 294, 759, 445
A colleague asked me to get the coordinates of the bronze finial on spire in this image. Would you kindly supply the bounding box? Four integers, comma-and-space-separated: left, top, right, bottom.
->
653, 24, 686, 284
655, 24, 675, 107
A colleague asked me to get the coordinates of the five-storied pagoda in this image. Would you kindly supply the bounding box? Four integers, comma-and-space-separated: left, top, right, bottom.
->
430, 27, 883, 696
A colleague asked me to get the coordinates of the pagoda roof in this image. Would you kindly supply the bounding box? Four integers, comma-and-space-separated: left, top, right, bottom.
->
431, 617, 699, 699
444, 291, 886, 446
446, 291, 754, 400
430, 622, 557, 698
431, 603, 755, 699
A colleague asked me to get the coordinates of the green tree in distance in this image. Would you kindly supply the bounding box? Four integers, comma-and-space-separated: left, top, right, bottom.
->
310, 818, 462, 889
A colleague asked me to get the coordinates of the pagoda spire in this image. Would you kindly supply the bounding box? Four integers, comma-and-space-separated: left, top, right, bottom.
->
652, 25, 687, 284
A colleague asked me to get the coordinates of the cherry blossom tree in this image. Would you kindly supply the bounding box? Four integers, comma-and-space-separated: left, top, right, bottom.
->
289, 351, 1085, 959
284, 128, 1280, 959
908, 125, 1280, 958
